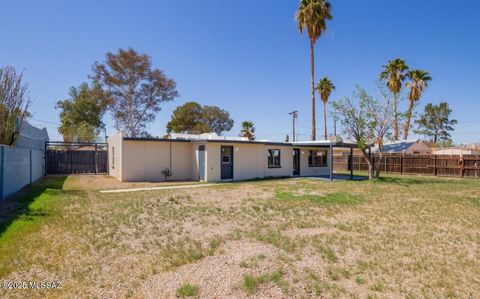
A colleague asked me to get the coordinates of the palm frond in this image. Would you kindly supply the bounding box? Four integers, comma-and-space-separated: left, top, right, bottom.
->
295, 0, 332, 42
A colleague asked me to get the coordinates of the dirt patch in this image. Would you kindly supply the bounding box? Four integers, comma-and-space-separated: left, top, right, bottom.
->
140, 239, 283, 298
62, 174, 200, 191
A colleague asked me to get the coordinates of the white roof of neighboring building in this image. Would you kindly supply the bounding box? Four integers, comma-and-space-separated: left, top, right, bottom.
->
371, 139, 426, 153
433, 147, 480, 155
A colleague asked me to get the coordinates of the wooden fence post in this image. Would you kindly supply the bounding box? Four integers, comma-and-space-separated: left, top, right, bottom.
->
400, 155, 403, 174
434, 155, 437, 176
350, 147, 353, 180
94, 143, 98, 174
460, 156, 465, 178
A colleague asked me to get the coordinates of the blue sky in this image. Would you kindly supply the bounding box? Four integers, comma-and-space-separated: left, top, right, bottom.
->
1, 0, 479, 143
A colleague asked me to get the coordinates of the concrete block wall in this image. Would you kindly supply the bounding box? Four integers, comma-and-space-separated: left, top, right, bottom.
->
0, 145, 45, 199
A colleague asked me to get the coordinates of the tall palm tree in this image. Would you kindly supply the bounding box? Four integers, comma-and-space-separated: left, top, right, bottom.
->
380, 58, 409, 140
316, 77, 335, 140
296, 0, 332, 141
240, 121, 255, 140
403, 69, 432, 139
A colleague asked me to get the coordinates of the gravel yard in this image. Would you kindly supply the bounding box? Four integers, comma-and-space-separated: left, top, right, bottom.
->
0, 174, 479, 298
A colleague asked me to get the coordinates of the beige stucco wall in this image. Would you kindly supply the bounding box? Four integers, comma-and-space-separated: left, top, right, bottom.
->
204, 143, 293, 182
109, 136, 334, 182
296, 147, 331, 177
107, 132, 123, 181
263, 145, 293, 178
121, 140, 194, 182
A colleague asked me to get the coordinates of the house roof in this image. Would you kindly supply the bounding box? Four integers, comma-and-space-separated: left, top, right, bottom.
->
123, 136, 357, 148
371, 139, 427, 153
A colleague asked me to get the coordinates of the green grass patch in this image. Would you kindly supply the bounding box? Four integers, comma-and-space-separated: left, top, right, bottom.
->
471, 198, 480, 207
316, 245, 338, 263
371, 281, 386, 292
356, 276, 366, 285
162, 236, 223, 270
161, 240, 205, 270
275, 190, 363, 205
249, 228, 298, 253
176, 283, 199, 298
304, 268, 346, 296
241, 268, 284, 295
327, 266, 351, 281
0, 176, 68, 277
207, 236, 222, 255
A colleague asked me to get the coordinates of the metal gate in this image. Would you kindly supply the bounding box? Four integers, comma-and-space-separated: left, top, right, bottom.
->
45, 141, 108, 174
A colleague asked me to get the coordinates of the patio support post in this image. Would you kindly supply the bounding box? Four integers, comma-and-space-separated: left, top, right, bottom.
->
350, 147, 353, 180
330, 144, 333, 181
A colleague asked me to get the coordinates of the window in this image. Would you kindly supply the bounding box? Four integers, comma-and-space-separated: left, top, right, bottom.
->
308, 150, 327, 167
221, 146, 232, 164
268, 149, 281, 168
222, 155, 231, 164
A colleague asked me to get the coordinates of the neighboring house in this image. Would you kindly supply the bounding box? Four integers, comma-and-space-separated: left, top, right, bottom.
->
108, 132, 355, 182
433, 147, 480, 156
371, 139, 432, 155
465, 143, 480, 150
15, 119, 49, 150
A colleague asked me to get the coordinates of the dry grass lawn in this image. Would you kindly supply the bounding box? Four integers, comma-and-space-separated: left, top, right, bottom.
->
0, 174, 479, 298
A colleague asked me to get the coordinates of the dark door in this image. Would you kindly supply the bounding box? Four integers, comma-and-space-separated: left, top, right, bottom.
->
221, 146, 234, 180
198, 145, 206, 181
293, 148, 300, 176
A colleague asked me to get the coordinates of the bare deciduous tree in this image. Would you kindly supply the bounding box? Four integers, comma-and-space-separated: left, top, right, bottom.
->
0, 66, 31, 145
332, 85, 394, 179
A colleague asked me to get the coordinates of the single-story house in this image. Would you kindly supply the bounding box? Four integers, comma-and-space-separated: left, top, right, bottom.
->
107, 132, 356, 182
371, 139, 432, 155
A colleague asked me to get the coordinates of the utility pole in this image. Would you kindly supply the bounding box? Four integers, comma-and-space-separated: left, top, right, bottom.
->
333, 113, 337, 137
289, 111, 298, 142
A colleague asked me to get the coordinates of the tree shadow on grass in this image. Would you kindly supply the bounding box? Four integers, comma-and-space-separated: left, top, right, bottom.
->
0, 176, 67, 237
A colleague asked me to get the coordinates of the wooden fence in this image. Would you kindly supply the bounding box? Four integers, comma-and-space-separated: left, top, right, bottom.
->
45, 142, 108, 174
333, 154, 480, 178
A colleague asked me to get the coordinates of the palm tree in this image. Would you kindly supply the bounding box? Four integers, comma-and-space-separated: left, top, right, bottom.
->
403, 69, 432, 139
380, 58, 409, 140
316, 77, 335, 140
240, 121, 255, 140
296, 0, 332, 141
